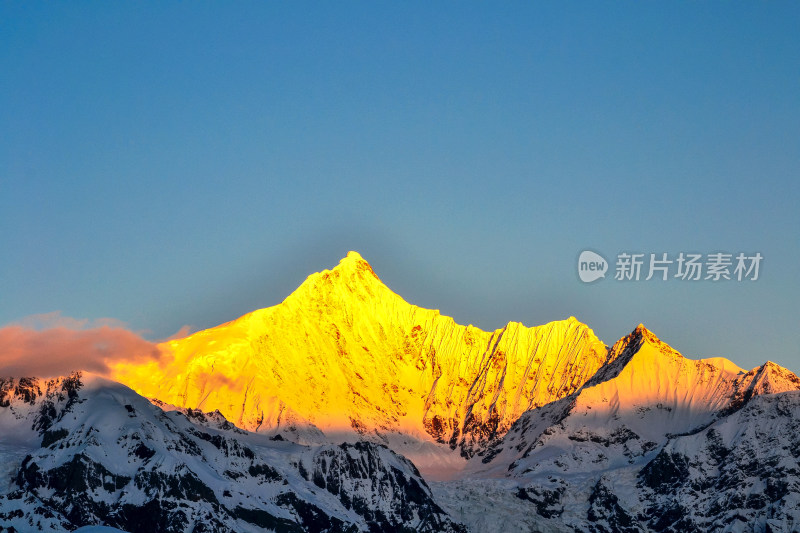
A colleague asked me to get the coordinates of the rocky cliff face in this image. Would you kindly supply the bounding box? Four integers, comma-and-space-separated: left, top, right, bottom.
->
0, 373, 465, 533
111, 252, 611, 466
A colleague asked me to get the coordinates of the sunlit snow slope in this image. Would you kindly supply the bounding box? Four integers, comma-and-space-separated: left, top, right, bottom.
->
474, 324, 800, 481
111, 252, 610, 473
431, 325, 800, 532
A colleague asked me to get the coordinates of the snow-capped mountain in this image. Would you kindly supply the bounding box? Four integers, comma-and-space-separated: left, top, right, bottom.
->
432, 325, 800, 532
478, 325, 800, 480
0, 373, 464, 533
110, 252, 611, 473
3, 252, 800, 532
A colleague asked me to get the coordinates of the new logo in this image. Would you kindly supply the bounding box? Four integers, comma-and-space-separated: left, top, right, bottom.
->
578, 250, 608, 283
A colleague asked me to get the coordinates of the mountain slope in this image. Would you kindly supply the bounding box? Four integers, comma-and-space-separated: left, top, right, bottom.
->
481, 325, 800, 480
111, 252, 611, 471
432, 326, 800, 532
632, 389, 800, 532
0, 373, 465, 533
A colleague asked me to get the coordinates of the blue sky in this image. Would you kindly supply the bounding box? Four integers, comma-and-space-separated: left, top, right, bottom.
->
2, 2, 798, 371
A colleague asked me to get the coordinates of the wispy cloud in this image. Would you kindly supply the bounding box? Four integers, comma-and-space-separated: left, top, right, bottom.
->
162, 324, 193, 341
0, 312, 190, 378
9, 311, 135, 331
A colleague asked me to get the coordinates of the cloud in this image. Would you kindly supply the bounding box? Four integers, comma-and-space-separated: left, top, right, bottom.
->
9, 311, 130, 332
163, 325, 194, 341
0, 312, 176, 378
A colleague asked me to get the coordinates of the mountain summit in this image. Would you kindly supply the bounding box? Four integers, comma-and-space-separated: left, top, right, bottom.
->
5, 254, 800, 532
111, 252, 611, 474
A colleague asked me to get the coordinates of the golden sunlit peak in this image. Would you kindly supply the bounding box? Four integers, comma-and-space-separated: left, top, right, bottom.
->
611, 323, 759, 381
336, 251, 376, 275
330, 250, 380, 281
632, 324, 684, 359
342, 250, 365, 262
287, 251, 384, 300
632, 324, 672, 348
607, 323, 684, 368
110, 251, 611, 468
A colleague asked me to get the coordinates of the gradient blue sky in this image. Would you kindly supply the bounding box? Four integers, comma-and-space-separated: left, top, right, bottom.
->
2, 3, 798, 371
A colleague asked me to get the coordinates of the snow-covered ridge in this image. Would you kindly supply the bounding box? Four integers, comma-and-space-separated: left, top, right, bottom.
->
436, 325, 800, 532
3, 253, 800, 532
110, 252, 612, 473
476, 324, 800, 477
0, 372, 465, 533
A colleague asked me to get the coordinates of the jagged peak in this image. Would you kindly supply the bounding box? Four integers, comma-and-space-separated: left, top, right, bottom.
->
335, 250, 380, 278
632, 326, 754, 378
585, 324, 778, 398
763, 360, 789, 370
631, 323, 665, 346
341, 250, 365, 263
275, 251, 392, 311
304, 251, 380, 285
744, 360, 800, 394
585, 325, 692, 388
631, 325, 758, 380
608, 324, 677, 361
626, 324, 682, 357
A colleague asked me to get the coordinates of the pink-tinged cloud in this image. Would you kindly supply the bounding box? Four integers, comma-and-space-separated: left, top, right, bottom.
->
9, 311, 136, 332
0, 325, 162, 378
163, 324, 194, 341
